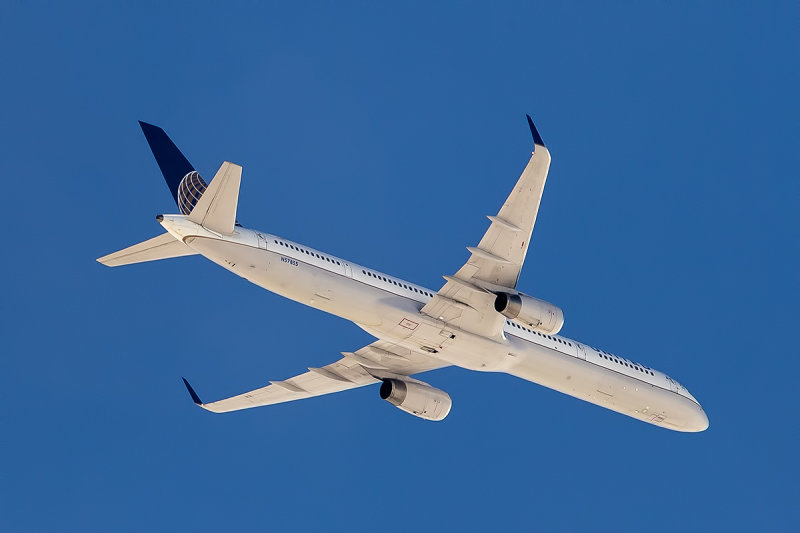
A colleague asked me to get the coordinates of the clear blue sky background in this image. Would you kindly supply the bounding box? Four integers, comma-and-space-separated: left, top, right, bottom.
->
1, 2, 797, 531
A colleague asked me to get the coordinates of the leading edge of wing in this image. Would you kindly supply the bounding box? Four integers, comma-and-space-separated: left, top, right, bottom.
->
179, 341, 448, 414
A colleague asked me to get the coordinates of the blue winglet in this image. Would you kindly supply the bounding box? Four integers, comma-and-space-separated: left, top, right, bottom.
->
526, 115, 545, 148
182, 377, 203, 406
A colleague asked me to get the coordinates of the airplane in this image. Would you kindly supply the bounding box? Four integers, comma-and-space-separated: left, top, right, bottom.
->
98, 117, 708, 432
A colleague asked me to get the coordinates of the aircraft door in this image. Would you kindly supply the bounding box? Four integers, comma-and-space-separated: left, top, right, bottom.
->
575, 342, 587, 360
666, 376, 679, 393
256, 232, 268, 250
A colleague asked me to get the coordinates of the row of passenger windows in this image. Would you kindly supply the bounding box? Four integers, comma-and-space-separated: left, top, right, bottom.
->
361, 270, 434, 297
274, 240, 341, 266
271, 237, 655, 380
269, 237, 654, 380
506, 319, 655, 378
595, 349, 654, 376
506, 320, 573, 347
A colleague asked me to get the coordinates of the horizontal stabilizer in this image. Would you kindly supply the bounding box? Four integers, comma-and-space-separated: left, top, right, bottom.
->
187, 162, 241, 235
97, 233, 197, 267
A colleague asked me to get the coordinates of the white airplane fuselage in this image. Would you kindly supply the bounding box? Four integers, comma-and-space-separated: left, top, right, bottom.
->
161, 215, 708, 432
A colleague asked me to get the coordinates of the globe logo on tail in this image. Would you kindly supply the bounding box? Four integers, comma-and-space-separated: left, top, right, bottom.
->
177, 171, 208, 215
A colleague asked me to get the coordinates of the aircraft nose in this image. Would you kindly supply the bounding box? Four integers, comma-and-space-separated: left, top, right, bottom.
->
687, 403, 709, 432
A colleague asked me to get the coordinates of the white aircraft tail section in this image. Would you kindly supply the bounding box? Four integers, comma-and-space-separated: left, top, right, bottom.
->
187, 161, 242, 235
97, 233, 197, 267
98, 124, 241, 268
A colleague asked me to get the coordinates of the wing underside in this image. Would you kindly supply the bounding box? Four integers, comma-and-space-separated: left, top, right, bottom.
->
184, 340, 447, 413
420, 117, 552, 339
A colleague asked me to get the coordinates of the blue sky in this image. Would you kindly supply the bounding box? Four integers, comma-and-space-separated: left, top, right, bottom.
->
1, 1, 798, 531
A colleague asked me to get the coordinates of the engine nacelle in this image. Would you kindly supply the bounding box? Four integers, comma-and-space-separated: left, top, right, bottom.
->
379, 379, 452, 421
494, 292, 564, 335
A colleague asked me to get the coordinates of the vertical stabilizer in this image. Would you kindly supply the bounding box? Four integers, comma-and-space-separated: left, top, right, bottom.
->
139, 121, 196, 206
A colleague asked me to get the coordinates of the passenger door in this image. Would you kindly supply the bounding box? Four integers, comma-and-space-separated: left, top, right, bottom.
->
574, 342, 587, 360
666, 376, 679, 393
256, 232, 268, 250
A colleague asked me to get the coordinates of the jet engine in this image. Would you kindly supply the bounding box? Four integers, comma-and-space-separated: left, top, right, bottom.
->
379, 379, 452, 421
494, 292, 564, 335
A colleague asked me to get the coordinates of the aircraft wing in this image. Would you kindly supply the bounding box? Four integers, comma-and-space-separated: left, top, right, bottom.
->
182, 340, 447, 413
420, 116, 551, 339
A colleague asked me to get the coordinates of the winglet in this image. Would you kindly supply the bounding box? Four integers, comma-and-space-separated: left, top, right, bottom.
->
526, 115, 545, 148
182, 377, 204, 406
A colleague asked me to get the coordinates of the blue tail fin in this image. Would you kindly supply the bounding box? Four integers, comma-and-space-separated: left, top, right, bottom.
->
139, 121, 196, 208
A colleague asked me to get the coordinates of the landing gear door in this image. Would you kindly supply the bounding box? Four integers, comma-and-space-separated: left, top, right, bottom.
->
412, 318, 456, 354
